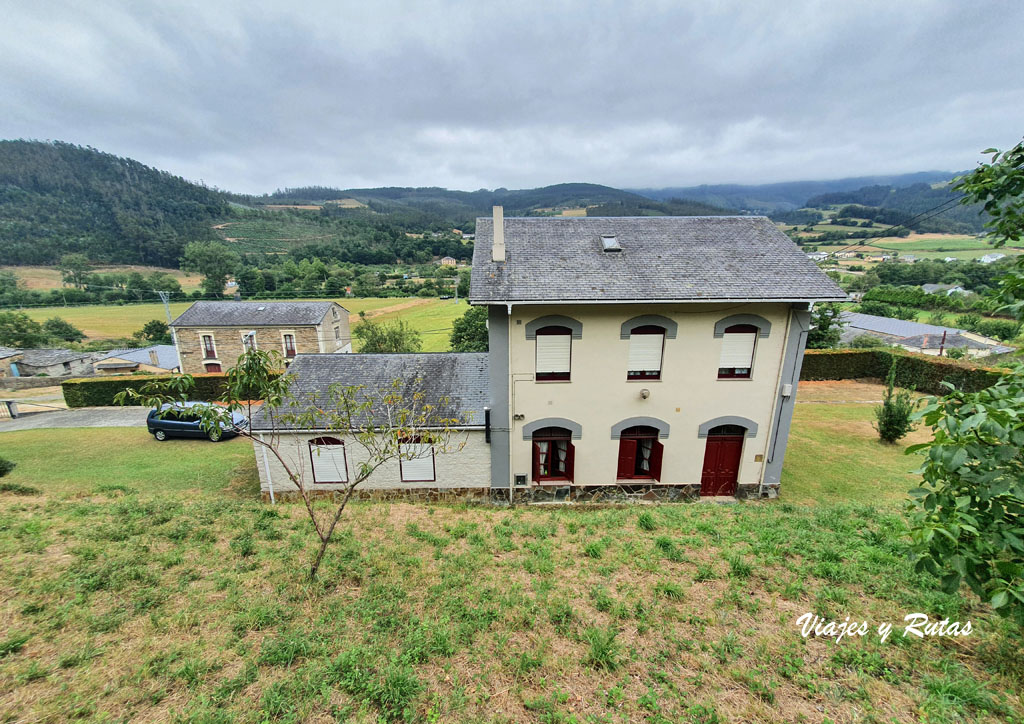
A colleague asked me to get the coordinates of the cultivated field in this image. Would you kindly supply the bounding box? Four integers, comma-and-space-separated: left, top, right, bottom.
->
1, 382, 1021, 722
21, 298, 471, 350
1, 265, 203, 291
213, 217, 340, 253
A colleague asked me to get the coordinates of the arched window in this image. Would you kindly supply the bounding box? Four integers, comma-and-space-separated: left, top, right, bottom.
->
532, 426, 575, 482
535, 326, 572, 381
616, 425, 664, 481
308, 436, 348, 484
718, 324, 758, 379
627, 325, 665, 380
204, 362, 222, 373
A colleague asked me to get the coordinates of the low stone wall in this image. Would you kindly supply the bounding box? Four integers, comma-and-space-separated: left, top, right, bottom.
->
0, 376, 71, 391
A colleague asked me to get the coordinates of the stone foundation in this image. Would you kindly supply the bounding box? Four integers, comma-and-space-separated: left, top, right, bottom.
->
261, 487, 491, 504
261, 483, 775, 505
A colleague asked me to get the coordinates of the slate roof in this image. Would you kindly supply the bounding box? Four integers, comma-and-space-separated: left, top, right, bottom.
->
469, 216, 847, 303
17, 348, 93, 366
0, 346, 21, 360
250, 353, 489, 431
96, 345, 180, 370
840, 312, 965, 339
171, 301, 342, 328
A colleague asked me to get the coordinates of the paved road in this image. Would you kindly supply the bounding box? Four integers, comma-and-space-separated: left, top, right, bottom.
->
0, 407, 149, 431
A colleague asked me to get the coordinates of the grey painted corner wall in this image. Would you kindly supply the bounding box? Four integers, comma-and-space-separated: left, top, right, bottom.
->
487, 305, 511, 489
764, 305, 811, 487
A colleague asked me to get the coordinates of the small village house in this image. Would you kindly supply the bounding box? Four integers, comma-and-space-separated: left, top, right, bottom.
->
93, 345, 180, 375
440, 256, 457, 267
171, 301, 351, 375
8, 349, 94, 377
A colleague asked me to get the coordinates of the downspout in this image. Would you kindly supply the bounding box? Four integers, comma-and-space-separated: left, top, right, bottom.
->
761, 307, 793, 487
260, 433, 275, 504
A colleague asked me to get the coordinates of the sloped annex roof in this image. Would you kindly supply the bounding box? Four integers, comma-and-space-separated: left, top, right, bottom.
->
96, 345, 180, 370
250, 353, 488, 431
17, 348, 93, 366
840, 311, 966, 339
171, 301, 343, 328
469, 215, 847, 303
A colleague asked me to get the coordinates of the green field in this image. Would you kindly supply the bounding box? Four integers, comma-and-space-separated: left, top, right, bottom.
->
22, 298, 468, 347
1, 389, 1021, 722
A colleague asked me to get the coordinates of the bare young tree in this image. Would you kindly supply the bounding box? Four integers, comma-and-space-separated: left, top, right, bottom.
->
116, 350, 467, 580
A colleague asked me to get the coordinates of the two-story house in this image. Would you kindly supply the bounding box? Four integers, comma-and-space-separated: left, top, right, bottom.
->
470, 208, 846, 500
248, 209, 845, 503
171, 301, 351, 375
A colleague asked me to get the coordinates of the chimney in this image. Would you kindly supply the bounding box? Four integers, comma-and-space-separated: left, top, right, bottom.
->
148, 349, 160, 366
491, 205, 505, 262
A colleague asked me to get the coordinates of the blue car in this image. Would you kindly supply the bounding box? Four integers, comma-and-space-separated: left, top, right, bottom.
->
147, 402, 247, 442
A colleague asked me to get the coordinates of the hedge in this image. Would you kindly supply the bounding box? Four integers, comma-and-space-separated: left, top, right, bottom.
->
800, 349, 1004, 394
62, 374, 232, 408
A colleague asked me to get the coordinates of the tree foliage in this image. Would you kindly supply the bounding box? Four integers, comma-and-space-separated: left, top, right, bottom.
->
806, 303, 842, 349
134, 320, 173, 345
42, 317, 85, 343
181, 241, 240, 297
352, 318, 422, 354
0, 311, 49, 347
907, 140, 1024, 625
449, 306, 488, 353
954, 140, 1024, 319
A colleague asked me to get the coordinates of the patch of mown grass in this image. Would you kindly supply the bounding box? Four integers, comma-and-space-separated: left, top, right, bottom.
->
0, 491, 1021, 722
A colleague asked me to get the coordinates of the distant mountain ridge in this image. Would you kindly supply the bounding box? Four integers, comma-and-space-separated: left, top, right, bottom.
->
631, 171, 961, 213
260, 183, 733, 223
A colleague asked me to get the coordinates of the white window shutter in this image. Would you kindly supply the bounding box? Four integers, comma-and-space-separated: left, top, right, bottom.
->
628, 334, 663, 372
536, 335, 571, 374
400, 443, 435, 481
310, 443, 348, 483
719, 332, 756, 368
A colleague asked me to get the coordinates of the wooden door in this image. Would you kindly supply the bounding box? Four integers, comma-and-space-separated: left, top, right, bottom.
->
700, 436, 743, 496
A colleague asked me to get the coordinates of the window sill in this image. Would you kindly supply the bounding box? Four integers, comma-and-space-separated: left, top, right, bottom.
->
617, 476, 656, 481
716, 377, 753, 381
534, 379, 571, 384
625, 379, 662, 383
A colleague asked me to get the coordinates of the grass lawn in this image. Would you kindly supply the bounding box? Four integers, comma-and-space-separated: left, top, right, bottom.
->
1, 387, 1021, 722
22, 298, 469, 347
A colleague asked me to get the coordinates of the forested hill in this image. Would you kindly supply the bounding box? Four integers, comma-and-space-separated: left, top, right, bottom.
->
0, 140, 232, 266
261, 182, 733, 225
804, 182, 986, 233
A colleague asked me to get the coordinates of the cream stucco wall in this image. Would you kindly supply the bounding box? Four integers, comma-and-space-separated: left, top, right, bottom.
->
505, 303, 795, 488
253, 429, 490, 494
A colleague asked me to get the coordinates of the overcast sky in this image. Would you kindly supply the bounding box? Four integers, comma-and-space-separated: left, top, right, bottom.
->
1, 1, 1021, 194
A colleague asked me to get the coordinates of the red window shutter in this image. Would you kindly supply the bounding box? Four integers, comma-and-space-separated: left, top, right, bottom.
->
649, 440, 664, 482
565, 442, 575, 482
532, 442, 541, 482
616, 439, 637, 479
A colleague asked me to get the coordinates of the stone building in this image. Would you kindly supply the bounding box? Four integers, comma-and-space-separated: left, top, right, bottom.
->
171, 301, 350, 374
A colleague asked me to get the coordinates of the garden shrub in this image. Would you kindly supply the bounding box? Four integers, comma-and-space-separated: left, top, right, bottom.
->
873, 362, 916, 443
61, 372, 278, 408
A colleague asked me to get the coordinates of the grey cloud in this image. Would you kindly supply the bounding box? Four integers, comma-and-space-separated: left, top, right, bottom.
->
1, 0, 1021, 194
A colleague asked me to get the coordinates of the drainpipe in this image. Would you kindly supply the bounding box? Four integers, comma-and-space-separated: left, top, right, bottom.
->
938, 330, 947, 357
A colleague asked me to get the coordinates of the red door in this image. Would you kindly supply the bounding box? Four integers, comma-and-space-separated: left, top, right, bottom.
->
700, 436, 743, 496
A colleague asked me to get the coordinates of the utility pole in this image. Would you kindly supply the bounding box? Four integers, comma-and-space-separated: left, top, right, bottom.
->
158, 291, 177, 347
